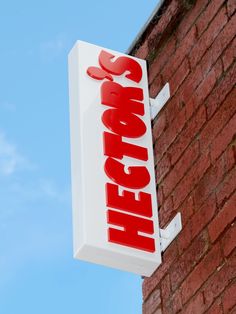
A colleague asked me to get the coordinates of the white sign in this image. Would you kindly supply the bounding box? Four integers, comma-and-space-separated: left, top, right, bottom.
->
68, 40, 162, 276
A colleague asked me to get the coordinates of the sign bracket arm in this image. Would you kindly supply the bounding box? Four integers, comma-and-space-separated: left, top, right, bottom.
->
149, 83, 170, 120
159, 213, 182, 252
149, 83, 182, 251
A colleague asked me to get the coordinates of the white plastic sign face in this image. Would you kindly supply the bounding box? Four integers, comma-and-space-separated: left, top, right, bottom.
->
68, 41, 162, 276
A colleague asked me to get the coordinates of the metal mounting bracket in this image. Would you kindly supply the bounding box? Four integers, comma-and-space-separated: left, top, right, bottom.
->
159, 213, 182, 252
149, 83, 170, 120
149, 82, 182, 252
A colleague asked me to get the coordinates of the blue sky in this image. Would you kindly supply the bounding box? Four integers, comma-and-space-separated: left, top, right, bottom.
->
0, 1, 159, 313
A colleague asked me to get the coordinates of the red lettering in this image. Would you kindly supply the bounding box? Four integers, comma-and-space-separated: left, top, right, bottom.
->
106, 183, 152, 217
104, 157, 150, 189
103, 131, 148, 161
102, 109, 146, 138
107, 210, 155, 252
101, 81, 144, 115
99, 50, 142, 83
87, 66, 113, 81
86, 49, 156, 253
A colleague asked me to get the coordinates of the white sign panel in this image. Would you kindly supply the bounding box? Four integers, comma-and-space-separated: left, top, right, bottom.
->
68, 40, 162, 276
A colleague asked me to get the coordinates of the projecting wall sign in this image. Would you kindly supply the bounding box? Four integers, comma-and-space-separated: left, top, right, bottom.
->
68, 40, 182, 277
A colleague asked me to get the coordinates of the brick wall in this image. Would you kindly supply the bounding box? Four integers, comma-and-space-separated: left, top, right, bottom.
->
130, 0, 236, 313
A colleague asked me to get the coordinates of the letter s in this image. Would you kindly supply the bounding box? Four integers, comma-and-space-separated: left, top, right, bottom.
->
99, 50, 142, 83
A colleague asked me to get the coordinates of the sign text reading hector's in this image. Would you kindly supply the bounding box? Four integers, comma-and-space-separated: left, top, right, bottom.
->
87, 50, 155, 253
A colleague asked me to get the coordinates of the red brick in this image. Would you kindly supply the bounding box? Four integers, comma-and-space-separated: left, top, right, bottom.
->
163, 63, 202, 125
206, 298, 223, 314
216, 166, 236, 207
154, 107, 186, 162
142, 242, 178, 301
170, 231, 209, 291
222, 36, 236, 72
222, 281, 236, 312
183, 194, 215, 246
163, 140, 199, 197
155, 154, 171, 183
160, 95, 179, 132
200, 89, 236, 152
196, 0, 225, 36
143, 288, 161, 314
172, 152, 211, 210
157, 185, 164, 207
152, 111, 167, 140
169, 101, 186, 139
199, 39, 224, 78
179, 194, 195, 226
161, 275, 171, 305
222, 223, 236, 257
224, 144, 236, 173
149, 75, 163, 98
186, 59, 223, 119
177, 222, 192, 255
135, 40, 148, 59
171, 198, 195, 249
203, 251, 236, 307
162, 25, 197, 81
193, 156, 225, 210
208, 191, 236, 242
206, 61, 236, 119
182, 292, 206, 314
177, 34, 224, 114
147, 0, 180, 44
148, 36, 176, 85
168, 101, 187, 142
187, 194, 216, 249
169, 58, 190, 96
179, 11, 235, 110
176, 0, 209, 42
162, 305, 171, 314
230, 305, 236, 314
189, 7, 228, 69
169, 105, 206, 166
171, 290, 182, 313
159, 196, 174, 229
165, 55, 208, 124
181, 243, 223, 304
163, 141, 199, 196
227, 0, 236, 17
179, 64, 204, 107
210, 113, 236, 162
